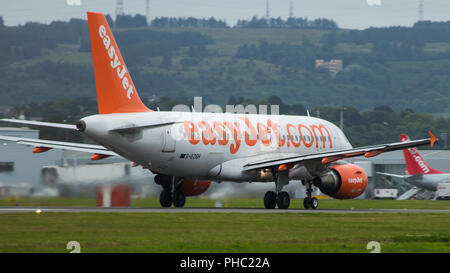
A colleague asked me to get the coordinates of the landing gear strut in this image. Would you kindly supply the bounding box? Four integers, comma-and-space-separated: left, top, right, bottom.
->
264, 169, 290, 209
155, 174, 186, 208
303, 180, 318, 210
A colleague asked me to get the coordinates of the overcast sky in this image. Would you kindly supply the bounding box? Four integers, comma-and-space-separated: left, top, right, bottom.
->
2, 0, 450, 29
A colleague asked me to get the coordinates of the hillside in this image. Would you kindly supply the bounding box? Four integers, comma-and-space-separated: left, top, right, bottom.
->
1, 19, 450, 116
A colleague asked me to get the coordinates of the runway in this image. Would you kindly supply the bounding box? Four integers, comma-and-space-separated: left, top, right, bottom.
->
1, 207, 450, 214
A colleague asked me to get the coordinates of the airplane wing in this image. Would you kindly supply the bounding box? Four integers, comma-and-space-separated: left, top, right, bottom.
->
243, 131, 437, 171
0, 135, 118, 157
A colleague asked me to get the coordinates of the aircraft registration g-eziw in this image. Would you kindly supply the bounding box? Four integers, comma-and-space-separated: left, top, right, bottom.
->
0, 12, 438, 209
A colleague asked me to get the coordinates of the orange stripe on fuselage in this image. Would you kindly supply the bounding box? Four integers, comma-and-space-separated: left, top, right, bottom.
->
183, 119, 333, 154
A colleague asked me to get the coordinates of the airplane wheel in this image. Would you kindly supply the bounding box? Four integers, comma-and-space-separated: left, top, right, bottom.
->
303, 197, 311, 209
160, 190, 172, 207
309, 197, 318, 210
264, 191, 277, 209
277, 191, 290, 209
173, 190, 186, 208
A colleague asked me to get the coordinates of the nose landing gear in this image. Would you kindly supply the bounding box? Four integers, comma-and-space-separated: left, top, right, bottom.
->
303, 181, 318, 210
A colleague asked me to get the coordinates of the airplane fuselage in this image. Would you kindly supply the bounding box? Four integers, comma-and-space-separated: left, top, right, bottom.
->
405, 174, 450, 191
80, 111, 352, 183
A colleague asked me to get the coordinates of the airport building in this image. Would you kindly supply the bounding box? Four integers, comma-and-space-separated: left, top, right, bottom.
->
0, 127, 62, 196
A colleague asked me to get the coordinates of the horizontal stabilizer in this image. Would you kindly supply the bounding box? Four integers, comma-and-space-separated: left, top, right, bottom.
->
0, 135, 117, 156
1, 119, 76, 130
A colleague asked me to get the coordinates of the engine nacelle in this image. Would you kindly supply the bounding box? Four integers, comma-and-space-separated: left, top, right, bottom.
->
181, 179, 211, 196
315, 164, 367, 199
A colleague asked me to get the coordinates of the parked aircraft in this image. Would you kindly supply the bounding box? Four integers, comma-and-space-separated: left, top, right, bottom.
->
377, 134, 449, 192
0, 12, 436, 209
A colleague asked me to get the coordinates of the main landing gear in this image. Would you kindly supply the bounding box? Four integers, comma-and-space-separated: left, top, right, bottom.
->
264, 170, 291, 209
263, 171, 320, 210
155, 174, 186, 208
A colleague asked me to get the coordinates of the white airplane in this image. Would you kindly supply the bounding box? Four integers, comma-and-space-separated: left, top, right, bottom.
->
0, 12, 437, 209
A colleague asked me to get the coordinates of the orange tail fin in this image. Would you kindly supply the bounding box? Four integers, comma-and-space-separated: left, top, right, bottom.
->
87, 12, 151, 114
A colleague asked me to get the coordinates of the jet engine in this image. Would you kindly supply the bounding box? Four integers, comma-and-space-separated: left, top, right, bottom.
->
314, 164, 367, 199
180, 179, 211, 196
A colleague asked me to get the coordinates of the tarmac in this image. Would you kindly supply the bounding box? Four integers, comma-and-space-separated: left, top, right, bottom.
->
1, 207, 450, 214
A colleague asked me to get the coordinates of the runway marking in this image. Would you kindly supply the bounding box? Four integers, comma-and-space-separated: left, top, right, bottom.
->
0, 208, 71, 212
0, 208, 70, 211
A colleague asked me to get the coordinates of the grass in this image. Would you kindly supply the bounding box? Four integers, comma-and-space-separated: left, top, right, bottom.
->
10, 44, 92, 69
1, 197, 449, 253
0, 212, 449, 253
2, 197, 450, 210
334, 42, 372, 54
424, 42, 450, 53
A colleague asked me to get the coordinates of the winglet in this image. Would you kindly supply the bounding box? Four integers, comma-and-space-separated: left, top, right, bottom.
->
429, 131, 437, 148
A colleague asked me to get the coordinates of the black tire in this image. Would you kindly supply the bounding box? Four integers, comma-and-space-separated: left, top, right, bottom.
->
173, 190, 186, 208
303, 197, 311, 209
160, 190, 172, 207
277, 191, 290, 209
264, 191, 277, 209
309, 197, 318, 210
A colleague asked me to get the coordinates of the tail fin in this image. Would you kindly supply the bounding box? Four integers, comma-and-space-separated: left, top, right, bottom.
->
399, 134, 443, 175
87, 12, 151, 114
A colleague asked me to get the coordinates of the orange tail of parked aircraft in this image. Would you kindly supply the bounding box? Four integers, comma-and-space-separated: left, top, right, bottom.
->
87, 12, 150, 114
399, 134, 444, 175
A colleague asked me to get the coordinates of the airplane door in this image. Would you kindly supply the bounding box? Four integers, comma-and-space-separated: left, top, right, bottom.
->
162, 127, 176, 152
